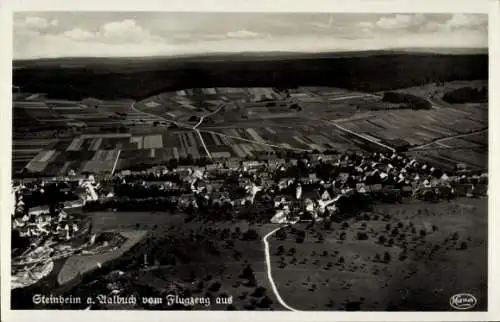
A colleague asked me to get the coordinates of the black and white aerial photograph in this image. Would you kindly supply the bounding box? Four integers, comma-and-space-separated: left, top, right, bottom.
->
6, 6, 491, 317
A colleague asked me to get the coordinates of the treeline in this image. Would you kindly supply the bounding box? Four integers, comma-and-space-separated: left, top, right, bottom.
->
13, 53, 487, 100
382, 92, 432, 110
442, 86, 488, 104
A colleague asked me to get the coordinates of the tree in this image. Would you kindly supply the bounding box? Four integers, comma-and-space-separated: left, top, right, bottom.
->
383, 252, 391, 263
240, 264, 256, 286
251, 286, 266, 298
276, 245, 285, 256
208, 281, 222, 292
257, 296, 273, 308
357, 232, 369, 241
378, 235, 387, 244
242, 229, 259, 241
339, 232, 346, 241
338, 256, 345, 264
275, 229, 287, 241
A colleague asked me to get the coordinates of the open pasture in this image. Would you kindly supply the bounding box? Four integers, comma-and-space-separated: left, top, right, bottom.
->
341, 107, 487, 147
79, 211, 282, 310
269, 198, 487, 311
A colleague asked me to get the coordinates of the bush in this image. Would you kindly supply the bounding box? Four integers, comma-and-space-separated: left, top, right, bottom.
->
356, 232, 369, 241
240, 264, 255, 279
459, 241, 468, 250
378, 235, 387, 244
208, 281, 221, 292
275, 229, 287, 241
251, 286, 267, 298
242, 229, 259, 241
383, 252, 392, 263
257, 296, 273, 308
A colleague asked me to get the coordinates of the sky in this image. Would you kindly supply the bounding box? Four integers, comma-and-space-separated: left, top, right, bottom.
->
13, 12, 488, 59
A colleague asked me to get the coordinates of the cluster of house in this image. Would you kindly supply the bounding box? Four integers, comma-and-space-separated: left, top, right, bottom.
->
11, 175, 105, 246
11, 150, 487, 245
107, 151, 487, 224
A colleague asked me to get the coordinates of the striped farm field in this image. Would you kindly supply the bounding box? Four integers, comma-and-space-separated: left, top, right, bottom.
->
245, 128, 266, 143
143, 134, 163, 149
89, 138, 103, 151
130, 136, 143, 149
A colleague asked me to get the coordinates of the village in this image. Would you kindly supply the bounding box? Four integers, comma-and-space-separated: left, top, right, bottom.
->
11, 148, 487, 294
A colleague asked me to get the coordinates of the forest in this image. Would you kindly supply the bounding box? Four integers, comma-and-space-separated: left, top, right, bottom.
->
13, 52, 488, 100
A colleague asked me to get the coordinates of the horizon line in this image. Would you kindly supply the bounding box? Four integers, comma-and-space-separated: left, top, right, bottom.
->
12, 46, 488, 62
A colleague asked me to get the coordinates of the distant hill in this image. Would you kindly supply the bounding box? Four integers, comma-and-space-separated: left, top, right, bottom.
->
15, 48, 487, 68
12, 50, 488, 101
391, 47, 488, 55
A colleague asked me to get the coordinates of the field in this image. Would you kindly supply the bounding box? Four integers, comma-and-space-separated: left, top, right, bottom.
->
51, 196, 488, 311
57, 230, 148, 286
12, 80, 488, 176
66, 211, 285, 310
268, 198, 487, 311
340, 106, 487, 146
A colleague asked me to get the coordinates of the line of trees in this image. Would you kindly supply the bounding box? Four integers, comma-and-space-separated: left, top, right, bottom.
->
442, 86, 487, 104
381, 92, 432, 110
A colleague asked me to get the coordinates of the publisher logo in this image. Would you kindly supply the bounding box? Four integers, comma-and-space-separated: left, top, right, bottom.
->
449, 293, 477, 310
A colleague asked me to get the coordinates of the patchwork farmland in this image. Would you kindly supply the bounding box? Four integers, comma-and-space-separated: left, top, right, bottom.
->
12, 82, 488, 176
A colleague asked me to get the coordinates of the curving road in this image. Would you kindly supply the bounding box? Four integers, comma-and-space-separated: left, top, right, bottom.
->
262, 226, 301, 312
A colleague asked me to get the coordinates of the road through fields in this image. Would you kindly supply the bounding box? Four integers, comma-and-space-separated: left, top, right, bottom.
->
262, 226, 301, 312
410, 128, 488, 151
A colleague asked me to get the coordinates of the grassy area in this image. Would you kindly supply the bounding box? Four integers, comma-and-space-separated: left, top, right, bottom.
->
268, 198, 487, 311
67, 211, 284, 310
57, 230, 148, 285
